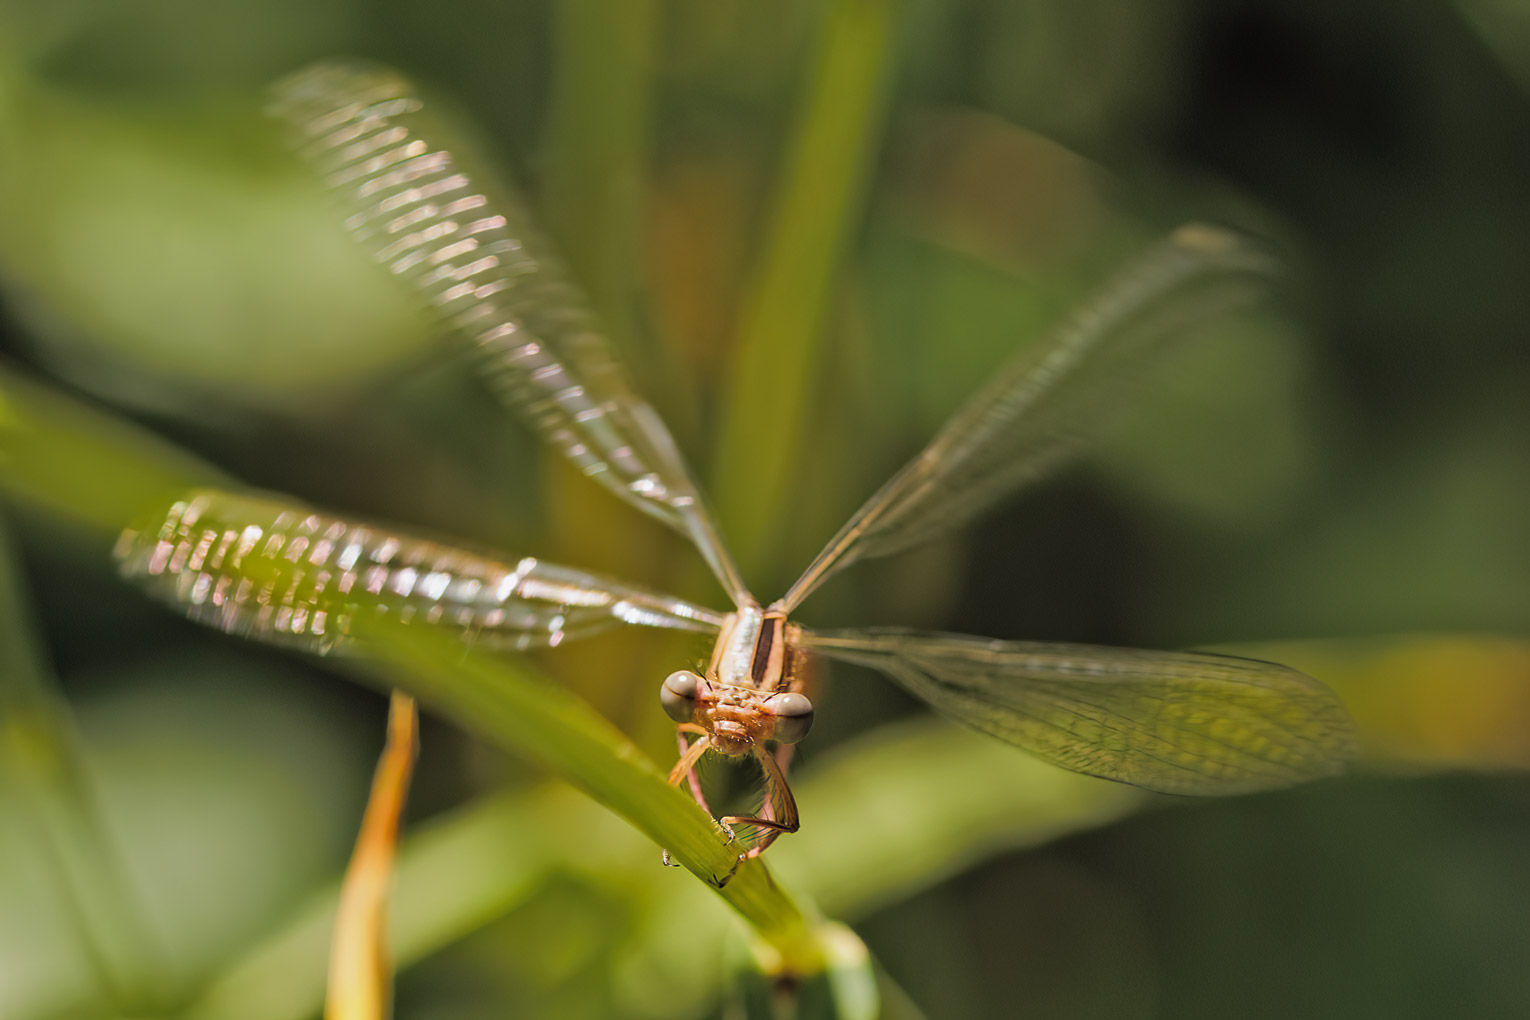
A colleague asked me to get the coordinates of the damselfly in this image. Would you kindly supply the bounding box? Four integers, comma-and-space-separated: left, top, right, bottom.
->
116, 63, 1355, 861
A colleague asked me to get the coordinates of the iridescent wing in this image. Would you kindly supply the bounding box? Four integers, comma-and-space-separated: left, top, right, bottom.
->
778, 226, 1277, 613
269, 63, 749, 605
115, 489, 726, 655
800, 627, 1355, 794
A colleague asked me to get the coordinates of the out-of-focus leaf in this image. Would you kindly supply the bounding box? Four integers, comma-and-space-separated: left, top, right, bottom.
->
862, 107, 1119, 461
185, 786, 568, 1020
1089, 313, 1317, 531
818, 923, 879, 1020
777, 718, 1143, 918
193, 715, 1145, 1020
2, 0, 355, 89
1228, 634, 1530, 772
888, 107, 1106, 273
0, 515, 168, 1014
971, 0, 1172, 152
0, 88, 433, 416
1460, 0, 1530, 97
1142, 394, 1530, 642
0, 364, 225, 538
0, 651, 376, 1019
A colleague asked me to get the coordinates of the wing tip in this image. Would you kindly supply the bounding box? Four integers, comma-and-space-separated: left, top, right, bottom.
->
1168, 222, 1281, 278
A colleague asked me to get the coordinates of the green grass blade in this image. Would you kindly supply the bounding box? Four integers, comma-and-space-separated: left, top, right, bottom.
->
182, 787, 563, 1020
348, 617, 834, 974
0, 513, 170, 1012
0, 364, 226, 538
776, 719, 1144, 919
0, 362, 841, 993
737, 920, 877, 1020
710, 0, 904, 577
186, 716, 1143, 1020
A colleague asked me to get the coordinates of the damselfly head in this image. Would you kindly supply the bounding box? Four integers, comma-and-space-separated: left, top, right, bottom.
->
763, 692, 814, 743
659, 669, 806, 757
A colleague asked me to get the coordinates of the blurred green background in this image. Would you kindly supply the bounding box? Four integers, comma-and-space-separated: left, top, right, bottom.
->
2, 0, 1530, 1017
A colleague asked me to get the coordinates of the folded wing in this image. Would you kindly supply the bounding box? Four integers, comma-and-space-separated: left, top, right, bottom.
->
779, 227, 1277, 613
801, 627, 1355, 794
269, 62, 748, 604
116, 489, 725, 655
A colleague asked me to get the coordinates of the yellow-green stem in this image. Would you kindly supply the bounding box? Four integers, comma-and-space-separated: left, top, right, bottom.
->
711, 0, 904, 579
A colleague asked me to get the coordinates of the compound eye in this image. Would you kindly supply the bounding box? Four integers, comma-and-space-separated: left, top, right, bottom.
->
660, 670, 702, 723
764, 691, 814, 744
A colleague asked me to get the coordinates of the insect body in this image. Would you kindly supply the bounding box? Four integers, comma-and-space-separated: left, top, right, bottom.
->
659, 606, 812, 851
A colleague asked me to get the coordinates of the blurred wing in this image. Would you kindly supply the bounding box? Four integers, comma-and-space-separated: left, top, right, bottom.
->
778, 226, 1277, 613
800, 627, 1355, 794
115, 489, 725, 655
269, 62, 748, 605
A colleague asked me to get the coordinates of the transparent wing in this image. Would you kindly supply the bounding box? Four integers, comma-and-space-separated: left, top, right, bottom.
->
115, 489, 725, 656
724, 746, 800, 857
800, 627, 1355, 794
268, 62, 748, 605
778, 226, 1278, 613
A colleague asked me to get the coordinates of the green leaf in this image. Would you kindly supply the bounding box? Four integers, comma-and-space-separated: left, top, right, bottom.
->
348, 617, 839, 975
0, 514, 170, 1013
188, 717, 1145, 1020
0, 364, 225, 538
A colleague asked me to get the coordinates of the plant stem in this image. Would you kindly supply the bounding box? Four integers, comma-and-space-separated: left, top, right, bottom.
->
0, 513, 170, 1012
0, 365, 226, 539
711, 0, 904, 578
350, 620, 831, 971
183, 718, 1145, 1020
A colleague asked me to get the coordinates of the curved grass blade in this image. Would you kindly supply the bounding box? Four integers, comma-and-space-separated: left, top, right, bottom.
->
0, 364, 226, 537
0, 513, 170, 1013
106, 484, 835, 971
114, 488, 725, 655
348, 619, 834, 973
183, 717, 1143, 1020
268, 62, 749, 606
802, 627, 1355, 794
779, 226, 1278, 612
738, 921, 877, 1020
